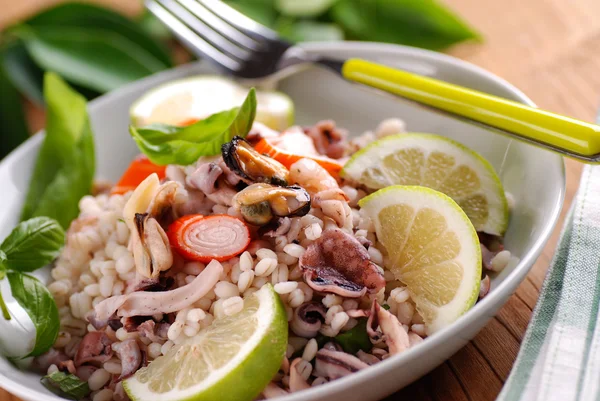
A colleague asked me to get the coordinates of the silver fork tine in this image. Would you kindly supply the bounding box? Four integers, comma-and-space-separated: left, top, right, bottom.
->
156, 0, 250, 60
178, 0, 261, 51
196, 0, 282, 43
146, 0, 241, 72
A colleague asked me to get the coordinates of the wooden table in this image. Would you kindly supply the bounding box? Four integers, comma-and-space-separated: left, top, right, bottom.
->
2, 0, 600, 400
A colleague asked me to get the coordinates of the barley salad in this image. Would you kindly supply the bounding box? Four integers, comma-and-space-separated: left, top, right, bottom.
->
1, 75, 512, 401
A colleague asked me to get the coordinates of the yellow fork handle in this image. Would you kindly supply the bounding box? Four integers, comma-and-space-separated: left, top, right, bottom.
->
342, 58, 600, 160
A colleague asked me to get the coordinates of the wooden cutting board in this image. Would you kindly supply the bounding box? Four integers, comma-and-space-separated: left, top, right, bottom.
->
1, 0, 600, 400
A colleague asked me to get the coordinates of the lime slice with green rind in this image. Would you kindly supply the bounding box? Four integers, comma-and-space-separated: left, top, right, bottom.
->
359, 186, 482, 334
124, 284, 287, 401
343, 133, 508, 235
130, 75, 294, 131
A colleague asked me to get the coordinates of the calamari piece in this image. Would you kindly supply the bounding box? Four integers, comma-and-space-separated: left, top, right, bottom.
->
299, 228, 385, 298
367, 301, 409, 355
33, 349, 70, 373
289, 358, 311, 392
313, 348, 369, 380
263, 217, 292, 237
74, 332, 113, 367
290, 302, 327, 338
205, 184, 238, 206
186, 162, 223, 195
479, 274, 491, 299
112, 339, 142, 380
91, 260, 223, 320
304, 120, 348, 159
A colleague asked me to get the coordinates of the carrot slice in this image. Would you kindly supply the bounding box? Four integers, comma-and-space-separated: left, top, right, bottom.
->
167, 214, 251, 263
179, 118, 200, 127
111, 155, 166, 195
254, 137, 344, 175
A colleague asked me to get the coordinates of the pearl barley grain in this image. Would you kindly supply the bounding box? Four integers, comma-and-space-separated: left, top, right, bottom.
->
284, 243, 305, 259
274, 281, 298, 295
255, 258, 278, 277
88, 369, 111, 391
302, 339, 318, 361
223, 296, 244, 316
93, 389, 114, 401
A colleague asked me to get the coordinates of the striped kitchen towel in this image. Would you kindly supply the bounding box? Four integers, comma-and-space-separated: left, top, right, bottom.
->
497, 162, 600, 398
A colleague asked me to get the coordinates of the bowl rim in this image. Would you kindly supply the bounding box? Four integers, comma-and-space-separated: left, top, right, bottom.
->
0, 41, 565, 401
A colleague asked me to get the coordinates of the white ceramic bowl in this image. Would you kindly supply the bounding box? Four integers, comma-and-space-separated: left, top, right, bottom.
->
0, 42, 564, 401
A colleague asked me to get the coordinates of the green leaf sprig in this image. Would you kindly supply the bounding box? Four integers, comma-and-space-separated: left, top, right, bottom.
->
334, 318, 372, 354
42, 371, 90, 400
20, 72, 95, 229
0, 3, 173, 158
226, 0, 480, 47
130, 88, 257, 165
0, 217, 65, 357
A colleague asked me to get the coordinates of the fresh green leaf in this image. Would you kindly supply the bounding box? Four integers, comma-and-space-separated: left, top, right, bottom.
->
277, 19, 344, 42
276, 0, 338, 17
18, 26, 167, 93
0, 217, 64, 272
1, 41, 45, 105
0, 55, 30, 159
331, 0, 480, 50
0, 259, 9, 319
334, 318, 372, 354
20, 73, 95, 229
0, 250, 6, 271
25, 2, 172, 68
7, 272, 59, 357
41, 371, 90, 400
225, 0, 278, 27
131, 88, 257, 165
0, 292, 9, 320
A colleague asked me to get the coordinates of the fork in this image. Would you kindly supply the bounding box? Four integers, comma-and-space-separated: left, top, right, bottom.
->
146, 0, 600, 163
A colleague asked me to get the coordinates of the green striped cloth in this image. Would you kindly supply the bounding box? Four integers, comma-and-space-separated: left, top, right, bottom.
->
498, 136, 600, 399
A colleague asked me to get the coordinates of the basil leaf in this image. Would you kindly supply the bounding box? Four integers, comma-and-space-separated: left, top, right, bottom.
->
25, 2, 172, 68
42, 371, 90, 400
276, 0, 338, 17
19, 26, 166, 93
0, 217, 64, 273
334, 318, 372, 354
1, 40, 45, 105
0, 53, 30, 159
0, 290, 9, 320
7, 272, 59, 357
225, 0, 278, 27
331, 0, 480, 50
277, 20, 344, 42
131, 88, 257, 165
20, 73, 95, 229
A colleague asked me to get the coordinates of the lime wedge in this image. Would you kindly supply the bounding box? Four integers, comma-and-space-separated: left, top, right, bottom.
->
124, 284, 287, 401
359, 186, 481, 334
130, 75, 294, 131
342, 134, 508, 235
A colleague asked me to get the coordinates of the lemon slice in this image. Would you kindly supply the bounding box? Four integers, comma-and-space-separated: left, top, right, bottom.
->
130, 75, 294, 130
342, 133, 508, 235
124, 285, 287, 401
359, 186, 481, 334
